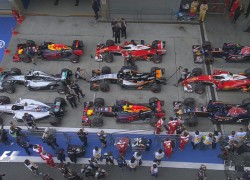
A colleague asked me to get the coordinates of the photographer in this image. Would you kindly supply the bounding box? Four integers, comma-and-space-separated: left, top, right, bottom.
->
104, 151, 114, 165
175, 67, 190, 87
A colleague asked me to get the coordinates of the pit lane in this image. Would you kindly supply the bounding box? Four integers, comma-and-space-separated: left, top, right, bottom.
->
1, 16, 242, 133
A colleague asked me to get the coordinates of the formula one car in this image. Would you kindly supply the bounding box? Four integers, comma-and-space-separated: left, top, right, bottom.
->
0, 96, 67, 125
174, 97, 250, 124
207, 98, 250, 124
202, 41, 250, 62
82, 97, 165, 127
0, 68, 22, 94
95, 40, 166, 63
13, 40, 84, 63
182, 68, 250, 94
89, 66, 166, 93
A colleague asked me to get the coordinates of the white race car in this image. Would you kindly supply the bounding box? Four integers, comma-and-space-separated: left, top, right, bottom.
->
0, 96, 67, 126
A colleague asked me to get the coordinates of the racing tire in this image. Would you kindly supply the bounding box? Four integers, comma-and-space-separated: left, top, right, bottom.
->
57, 88, 67, 94
194, 84, 205, 94
102, 52, 113, 63
92, 117, 103, 127
10, 68, 22, 75
55, 97, 67, 107
192, 68, 202, 76
151, 40, 159, 49
99, 82, 110, 92
0, 96, 10, 104
242, 98, 250, 107
72, 40, 84, 50
150, 67, 159, 73
151, 54, 161, 64
2, 81, 12, 87
149, 97, 159, 107
4, 86, 15, 94
244, 68, 250, 76
150, 83, 161, 93
94, 98, 105, 107
202, 41, 212, 50
183, 97, 195, 107
69, 54, 80, 63
26, 40, 36, 47
106, 40, 115, 46
149, 117, 158, 127
20, 54, 32, 63
101, 66, 111, 74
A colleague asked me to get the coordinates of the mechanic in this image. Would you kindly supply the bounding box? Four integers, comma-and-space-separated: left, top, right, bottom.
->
42, 129, 59, 150
40, 151, 55, 168
116, 139, 128, 156
125, 51, 135, 66
120, 18, 127, 39
56, 149, 66, 163
111, 19, 117, 37
155, 117, 166, 134
24, 159, 42, 176
93, 146, 102, 162
166, 117, 183, 134
133, 151, 142, 166
199, 1, 208, 22
191, 130, 202, 149
9, 122, 23, 137
163, 138, 175, 158
175, 68, 190, 87
26, 45, 37, 65
235, 128, 247, 143
201, 133, 213, 150
97, 130, 107, 148
22, 113, 38, 130
179, 131, 190, 151
154, 149, 164, 165
114, 23, 121, 44
116, 155, 127, 169
196, 164, 207, 180
92, 0, 99, 20
212, 131, 222, 149
17, 137, 34, 155
0, 125, 13, 146
75, 67, 87, 81
70, 81, 85, 102
65, 93, 78, 108
77, 128, 88, 147
67, 145, 78, 163
150, 162, 159, 177
104, 151, 114, 165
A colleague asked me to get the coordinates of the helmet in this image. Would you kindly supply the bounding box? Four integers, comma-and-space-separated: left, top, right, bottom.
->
87, 109, 94, 116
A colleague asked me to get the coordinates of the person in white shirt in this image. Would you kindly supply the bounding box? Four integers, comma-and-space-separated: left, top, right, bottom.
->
228, 131, 238, 142
212, 131, 222, 149
154, 149, 164, 165
191, 130, 202, 149
133, 151, 142, 166
150, 162, 159, 177
128, 156, 137, 171
235, 128, 247, 143
203, 133, 213, 149
93, 146, 102, 161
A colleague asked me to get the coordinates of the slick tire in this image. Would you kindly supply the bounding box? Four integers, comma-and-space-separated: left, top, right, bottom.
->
92, 117, 103, 127
94, 98, 105, 107
0, 96, 10, 104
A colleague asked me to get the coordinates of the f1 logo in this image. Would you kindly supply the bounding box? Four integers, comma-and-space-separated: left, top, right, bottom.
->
0, 151, 19, 162
0, 40, 5, 49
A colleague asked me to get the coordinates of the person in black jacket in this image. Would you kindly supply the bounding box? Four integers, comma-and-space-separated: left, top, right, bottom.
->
114, 24, 121, 44
120, 18, 127, 39
70, 82, 85, 102
65, 93, 78, 108
92, 0, 99, 20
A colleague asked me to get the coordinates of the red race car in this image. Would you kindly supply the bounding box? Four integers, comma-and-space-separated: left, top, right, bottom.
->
95, 40, 166, 63
182, 68, 250, 94
13, 40, 84, 63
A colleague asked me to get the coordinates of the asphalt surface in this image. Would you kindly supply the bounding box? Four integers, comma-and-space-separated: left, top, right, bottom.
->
0, 162, 227, 180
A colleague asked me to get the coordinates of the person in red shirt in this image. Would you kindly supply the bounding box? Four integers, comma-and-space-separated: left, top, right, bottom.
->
167, 117, 183, 134
40, 151, 55, 168
179, 131, 190, 151
155, 117, 166, 134
163, 138, 174, 158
